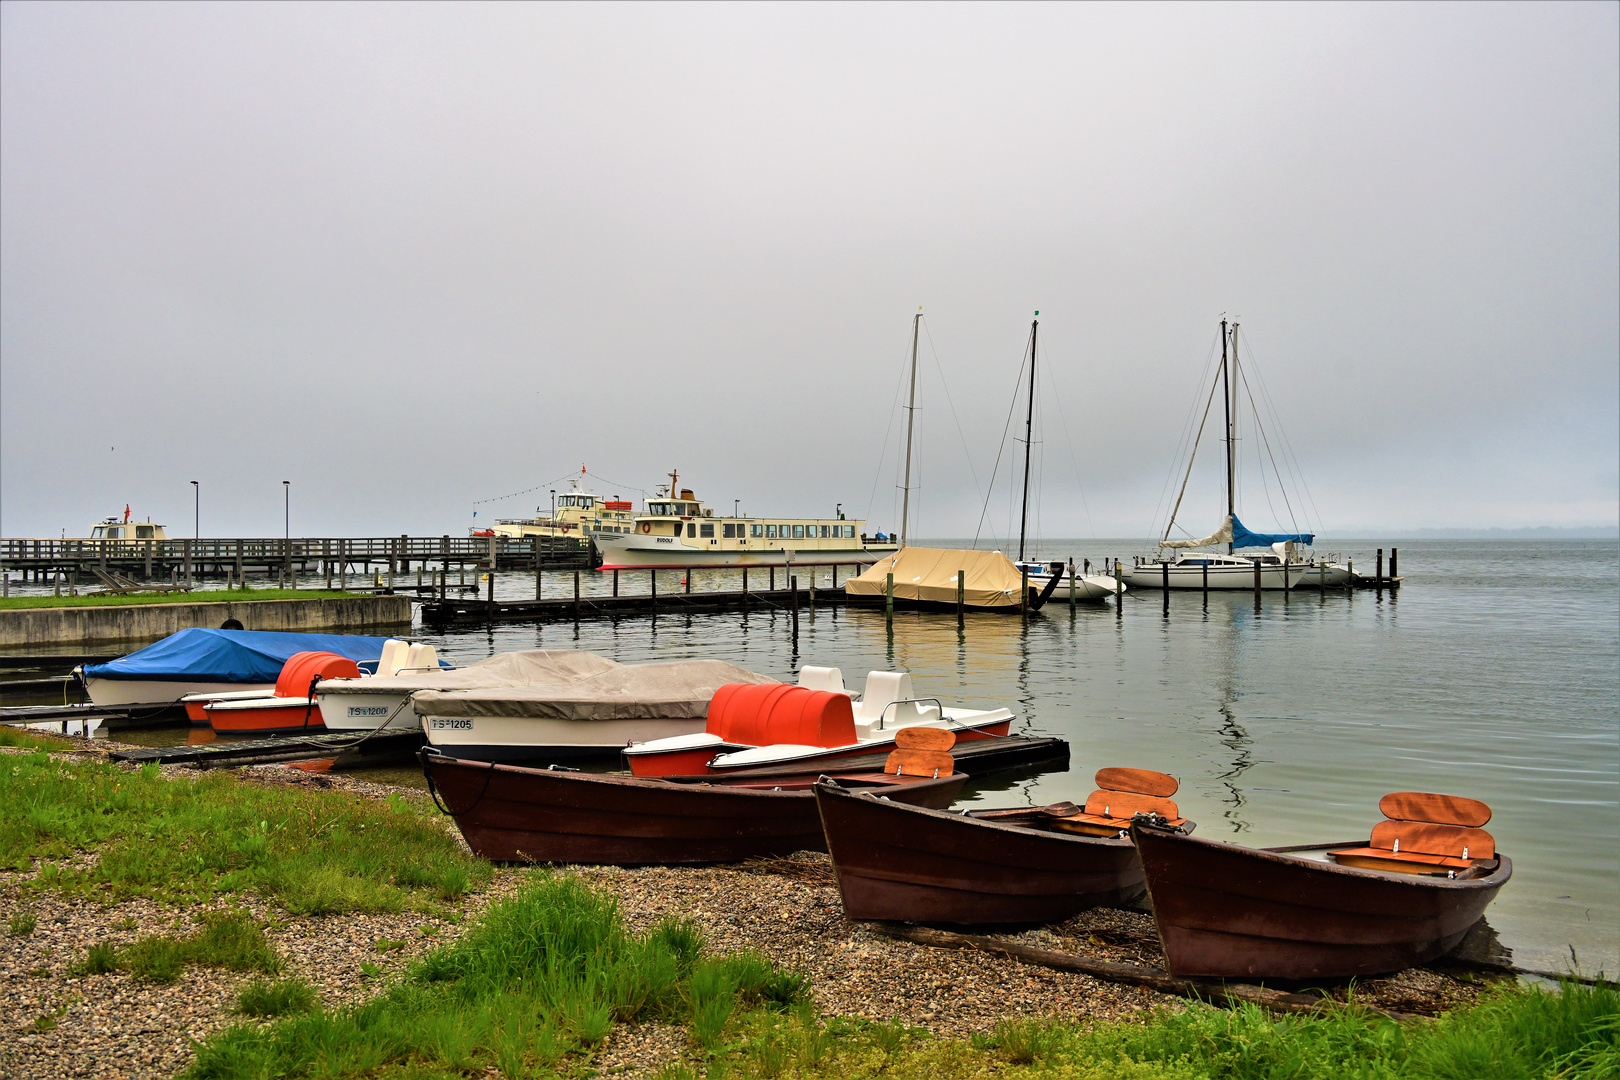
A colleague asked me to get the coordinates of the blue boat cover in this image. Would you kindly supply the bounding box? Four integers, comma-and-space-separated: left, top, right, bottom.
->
1232, 514, 1315, 550
82, 628, 395, 683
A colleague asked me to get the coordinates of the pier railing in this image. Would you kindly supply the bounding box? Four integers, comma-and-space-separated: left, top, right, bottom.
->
0, 534, 593, 580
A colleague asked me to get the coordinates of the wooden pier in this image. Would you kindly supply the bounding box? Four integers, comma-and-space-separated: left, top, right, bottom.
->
421, 562, 875, 627
0, 534, 593, 589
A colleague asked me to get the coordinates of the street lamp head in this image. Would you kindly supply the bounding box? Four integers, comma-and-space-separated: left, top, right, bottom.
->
190, 480, 198, 487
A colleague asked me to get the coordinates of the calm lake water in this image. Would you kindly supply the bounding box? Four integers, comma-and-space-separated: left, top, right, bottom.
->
12, 538, 1615, 974
412, 538, 1619, 975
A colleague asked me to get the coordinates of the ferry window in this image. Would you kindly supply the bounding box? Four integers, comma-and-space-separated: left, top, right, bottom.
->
582, 498, 593, 508
136, 526, 154, 539
818, 525, 828, 538
701, 523, 715, 538
764, 525, 776, 538
686, 523, 696, 538
91, 527, 105, 538
792, 525, 804, 539
751, 524, 763, 537
846, 525, 856, 538
106, 527, 123, 538
722, 524, 734, 538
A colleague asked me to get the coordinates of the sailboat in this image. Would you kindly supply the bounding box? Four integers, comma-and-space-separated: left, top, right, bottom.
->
1005, 314, 1127, 603
1123, 319, 1315, 590
844, 312, 1062, 613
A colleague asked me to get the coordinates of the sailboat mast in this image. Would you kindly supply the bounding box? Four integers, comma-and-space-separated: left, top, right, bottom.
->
899, 311, 921, 549
1018, 314, 1038, 561
1222, 318, 1234, 554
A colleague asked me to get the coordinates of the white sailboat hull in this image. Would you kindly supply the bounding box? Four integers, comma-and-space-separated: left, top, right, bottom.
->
1025, 572, 1124, 602
1121, 561, 1312, 590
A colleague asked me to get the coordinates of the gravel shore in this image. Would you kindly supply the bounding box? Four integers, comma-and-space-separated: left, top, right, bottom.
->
0, 750, 1488, 1079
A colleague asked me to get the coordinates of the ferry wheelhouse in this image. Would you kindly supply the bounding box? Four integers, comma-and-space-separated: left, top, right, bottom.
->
488, 474, 636, 543
595, 473, 896, 570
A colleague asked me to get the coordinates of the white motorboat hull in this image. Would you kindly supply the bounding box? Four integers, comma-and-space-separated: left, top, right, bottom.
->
1121, 561, 1311, 590
416, 713, 708, 762
314, 687, 422, 732
83, 675, 275, 709
1026, 572, 1125, 602
1293, 562, 1352, 588
596, 533, 894, 570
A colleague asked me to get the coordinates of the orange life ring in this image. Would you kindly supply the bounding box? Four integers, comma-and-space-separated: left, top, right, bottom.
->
640, 522, 651, 533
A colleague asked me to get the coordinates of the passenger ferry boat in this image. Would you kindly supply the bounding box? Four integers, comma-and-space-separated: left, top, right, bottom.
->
595, 471, 897, 570
487, 471, 636, 543
85, 511, 168, 541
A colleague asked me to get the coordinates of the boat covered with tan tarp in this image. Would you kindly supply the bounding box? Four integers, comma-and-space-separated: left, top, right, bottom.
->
843, 547, 1060, 612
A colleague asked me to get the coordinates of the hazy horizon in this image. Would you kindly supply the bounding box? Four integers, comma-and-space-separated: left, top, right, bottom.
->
3, 3, 1616, 540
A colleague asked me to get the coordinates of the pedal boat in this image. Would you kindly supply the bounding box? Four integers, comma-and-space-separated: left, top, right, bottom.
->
816, 767, 1189, 924
419, 727, 966, 865
623, 668, 1012, 777
203, 651, 361, 735
1131, 791, 1512, 979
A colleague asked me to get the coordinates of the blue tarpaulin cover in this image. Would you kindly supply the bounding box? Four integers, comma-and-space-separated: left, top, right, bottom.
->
1232, 515, 1315, 550
82, 628, 395, 683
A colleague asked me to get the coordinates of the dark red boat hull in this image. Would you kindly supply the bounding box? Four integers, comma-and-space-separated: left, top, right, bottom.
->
421, 753, 966, 865
1131, 823, 1512, 979
816, 782, 1145, 924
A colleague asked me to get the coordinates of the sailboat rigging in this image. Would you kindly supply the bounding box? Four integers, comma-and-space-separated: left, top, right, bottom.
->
1124, 320, 1320, 590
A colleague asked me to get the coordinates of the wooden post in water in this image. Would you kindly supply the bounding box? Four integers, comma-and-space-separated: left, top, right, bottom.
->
1114, 560, 1122, 604
324, 540, 333, 589
808, 568, 815, 610
1202, 561, 1209, 597
769, 565, 775, 591
1068, 560, 1076, 605
1252, 558, 1261, 596
791, 575, 800, 637
650, 569, 657, 609
958, 569, 966, 625
612, 569, 619, 597
685, 567, 692, 594
885, 572, 894, 623
1376, 549, 1384, 594
486, 566, 495, 619
742, 567, 748, 609
534, 537, 542, 599
573, 570, 580, 618
1021, 566, 1029, 620
1283, 557, 1290, 595
1390, 547, 1398, 583
339, 539, 348, 591
146, 540, 155, 581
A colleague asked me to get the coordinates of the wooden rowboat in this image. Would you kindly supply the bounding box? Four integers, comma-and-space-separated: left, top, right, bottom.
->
1131, 791, 1512, 979
815, 767, 1189, 925
419, 747, 966, 865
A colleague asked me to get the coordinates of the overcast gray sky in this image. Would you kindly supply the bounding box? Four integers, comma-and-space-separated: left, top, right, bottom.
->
2, 1, 1615, 541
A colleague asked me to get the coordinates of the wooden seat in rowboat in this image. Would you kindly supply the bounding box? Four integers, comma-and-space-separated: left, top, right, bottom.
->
1048, 767, 1186, 837
885, 726, 956, 779
1328, 792, 1496, 875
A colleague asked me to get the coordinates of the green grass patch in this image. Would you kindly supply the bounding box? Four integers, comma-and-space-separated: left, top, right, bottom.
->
184, 873, 808, 1079
237, 977, 319, 1018
72, 910, 280, 984
0, 727, 74, 750
0, 587, 366, 610
0, 752, 490, 911
8, 910, 37, 935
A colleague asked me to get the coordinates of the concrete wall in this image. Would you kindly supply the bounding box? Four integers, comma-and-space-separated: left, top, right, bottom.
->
0, 596, 413, 648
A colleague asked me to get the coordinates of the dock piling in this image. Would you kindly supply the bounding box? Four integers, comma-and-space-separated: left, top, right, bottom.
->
958, 569, 966, 625
885, 572, 894, 623
1253, 558, 1261, 596
1376, 549, 1384, 594
612, 569, 619, 598
573, 570, 580, 617
1390, 547, 1398, 581
791, 576, 800, 636
1068, 560, 1075, 606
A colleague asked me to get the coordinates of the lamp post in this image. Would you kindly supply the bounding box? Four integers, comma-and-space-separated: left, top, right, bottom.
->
191, 481, 199, 538
734, 499, 740, 519
282, 481, 291, 589
836, 502, 842, 520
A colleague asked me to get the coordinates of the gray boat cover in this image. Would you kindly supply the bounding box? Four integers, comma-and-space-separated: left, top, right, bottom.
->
320, 649, 621, 696
413, 659, 778, 720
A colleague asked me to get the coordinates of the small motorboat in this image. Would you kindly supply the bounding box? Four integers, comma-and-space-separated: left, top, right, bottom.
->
181, 638, 429, 725
1016, 561, 1125, 603
78, 628, 397, 709
419, 726, 968, 865
624, 668, 1013, 777
204, 651, 361, 735
1131, 791, 1512, 979
815, 767, 1189, 924
412, 658, 778, 762
315, 647, 613, 734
